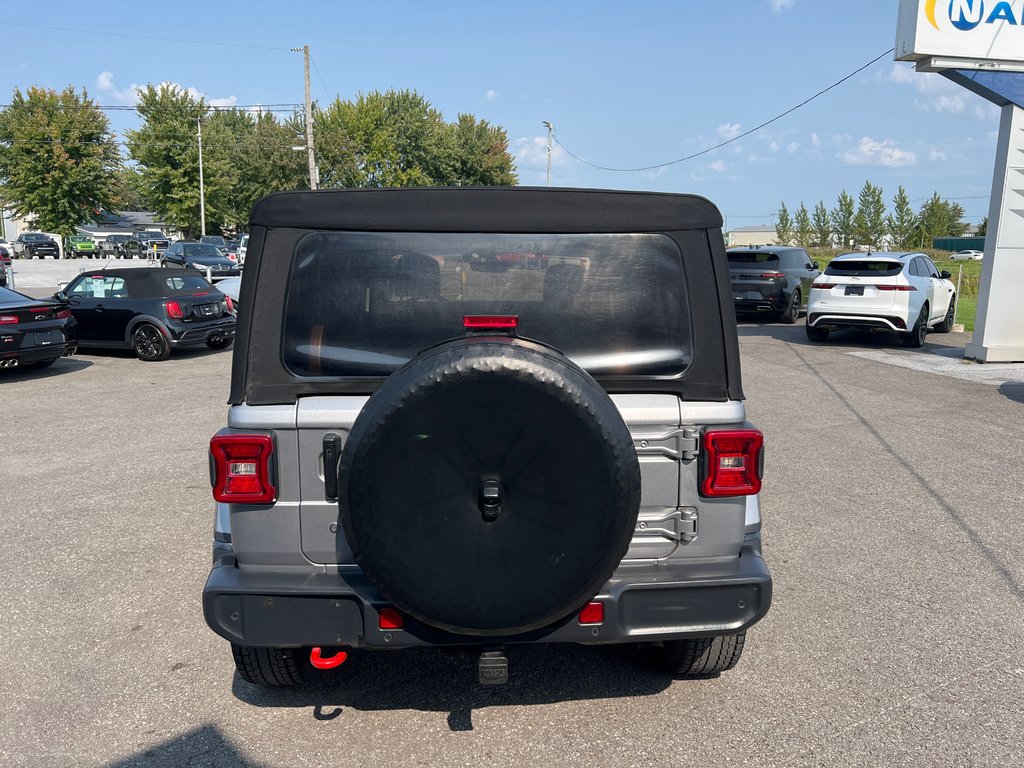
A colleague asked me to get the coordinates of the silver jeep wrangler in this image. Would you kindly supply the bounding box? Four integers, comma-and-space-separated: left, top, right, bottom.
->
203, 188, 771, 686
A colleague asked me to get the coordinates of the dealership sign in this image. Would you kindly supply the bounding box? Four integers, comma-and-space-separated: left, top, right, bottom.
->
896, 0, 1024, 70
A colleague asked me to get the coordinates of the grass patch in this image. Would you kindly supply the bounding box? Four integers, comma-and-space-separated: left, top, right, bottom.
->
955, 296, 977, 332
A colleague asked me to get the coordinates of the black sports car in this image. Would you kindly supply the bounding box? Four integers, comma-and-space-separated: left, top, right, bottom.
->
59, 267, 236, 362
162, 241, 241, 277
0, 286, 76, 370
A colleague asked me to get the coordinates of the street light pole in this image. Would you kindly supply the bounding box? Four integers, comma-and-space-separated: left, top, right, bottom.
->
292, 45, 318, 190
542, 120, 553, 186
197, 116, 206, 237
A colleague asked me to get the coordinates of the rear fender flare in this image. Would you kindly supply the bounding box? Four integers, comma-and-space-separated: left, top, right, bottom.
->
125, 314, 172, 344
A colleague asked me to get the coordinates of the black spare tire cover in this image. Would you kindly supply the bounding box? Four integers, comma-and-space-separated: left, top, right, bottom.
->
337, 337, 641, 636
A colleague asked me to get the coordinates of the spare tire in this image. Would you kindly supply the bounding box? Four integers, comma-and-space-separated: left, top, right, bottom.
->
337, 336, 641, 636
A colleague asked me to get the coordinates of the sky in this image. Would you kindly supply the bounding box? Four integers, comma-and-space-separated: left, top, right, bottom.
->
0, 0, 1005, 229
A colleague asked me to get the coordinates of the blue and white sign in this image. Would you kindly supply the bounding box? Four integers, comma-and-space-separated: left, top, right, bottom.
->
896, 0, 1024, 70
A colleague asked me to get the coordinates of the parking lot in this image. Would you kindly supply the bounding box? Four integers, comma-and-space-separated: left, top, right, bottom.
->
1, 319, 1022, 767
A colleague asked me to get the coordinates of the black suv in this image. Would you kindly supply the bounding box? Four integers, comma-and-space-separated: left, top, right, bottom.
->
728, 245, 820, 323
204, 188, 771, 687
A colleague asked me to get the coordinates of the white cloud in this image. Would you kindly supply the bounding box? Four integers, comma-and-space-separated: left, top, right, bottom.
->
810, 132, 822, 149
708, 160, 727, 172
769, 0, 794, 12
787, 141, 800, 154
929, 147, 948, 162
485, 89, 496, 100
916, 94, 966, 113
95, 71, 237, 108
974, 102, 1000, 121
511, 135, 565, 169
96, 71, 142, 104
839, 137, 917, 168
769, 141, 779, 153
717, 122, 742, 139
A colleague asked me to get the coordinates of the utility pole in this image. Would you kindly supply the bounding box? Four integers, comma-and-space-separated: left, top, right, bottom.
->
197, 116, 206, 237
542, 120, 553, 186
293, 45, 318, 190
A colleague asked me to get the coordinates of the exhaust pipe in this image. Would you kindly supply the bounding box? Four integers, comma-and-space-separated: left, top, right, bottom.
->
0, 358, 18, 368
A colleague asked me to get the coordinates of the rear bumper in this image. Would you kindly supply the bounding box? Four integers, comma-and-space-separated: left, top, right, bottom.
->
168, 319, 236, 346
808, 312, 908, 332
203, 545, 772, 649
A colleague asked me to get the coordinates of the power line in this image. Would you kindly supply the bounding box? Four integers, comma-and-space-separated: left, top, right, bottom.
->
553, 47, 896, 173
0, 103, 301, 112
0, 20, 289, 51
309, 54, 334, 102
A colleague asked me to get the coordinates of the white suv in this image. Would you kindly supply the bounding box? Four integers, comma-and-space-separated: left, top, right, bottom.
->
806, 252, 956, 347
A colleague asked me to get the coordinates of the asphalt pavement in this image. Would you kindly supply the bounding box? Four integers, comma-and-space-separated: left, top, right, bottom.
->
1, 317, 1021, 767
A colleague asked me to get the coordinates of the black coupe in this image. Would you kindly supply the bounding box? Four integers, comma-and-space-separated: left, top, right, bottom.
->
0, 286, 76, 370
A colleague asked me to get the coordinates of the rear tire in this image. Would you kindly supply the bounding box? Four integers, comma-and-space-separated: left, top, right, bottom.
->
132, 323, 171, 361
231, 645, 308, 686
657, 632, 746, 678
779, 290, 800, 324
806, 323, 829, 342
902, 305, 928, 348
934, 297, 955, 333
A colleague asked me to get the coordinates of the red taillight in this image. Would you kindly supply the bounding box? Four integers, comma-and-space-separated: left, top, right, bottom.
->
378, 608, 404, 630
701, 429, 764, 497
463, 315, 519, 330
0, 315, 16, 325
811, 283, 837, 290
578, 601, 604, 625
192, 291, 210, 296
55, 309, 71, 320
210, 434, 276, 504
225, 295, 235, 313
165, 300, 184, 320
874, 284, 916, 291
759, 271, 785, 279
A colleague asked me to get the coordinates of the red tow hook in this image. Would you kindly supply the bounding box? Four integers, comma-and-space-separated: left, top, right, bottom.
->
310, 647, 348, 670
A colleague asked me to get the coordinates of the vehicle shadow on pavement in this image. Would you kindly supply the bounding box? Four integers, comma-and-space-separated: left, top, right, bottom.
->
231, 643, 671, 731
104, 724, 268, 768
737, 322, 968, 356
999, 381, 1024, 404
0, 357, 91, 380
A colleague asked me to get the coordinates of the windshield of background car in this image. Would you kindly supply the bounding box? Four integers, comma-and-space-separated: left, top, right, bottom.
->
183, 243, 223, 258
282, 231, 692, 378
727, 252, 780, 267
825, 260, 903, 277
24, 234, 48, 242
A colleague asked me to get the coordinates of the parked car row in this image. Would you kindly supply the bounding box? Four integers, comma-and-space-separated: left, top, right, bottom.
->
1, 230, 248, 262
0, 267, 236, 369
729, 246, 958, 349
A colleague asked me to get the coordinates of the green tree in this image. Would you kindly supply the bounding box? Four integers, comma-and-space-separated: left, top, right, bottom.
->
811, 201, 831, 247
314, 89, 517, 188
125, 84, 209, 237
886, 185, 917, 250
111, 166, 152, 211
830, 190, 855, 249
915, 192, 968, 246
976, 216, 988, 237
450, 114, 517, 185
0, 86, 120, 235
775, 201, 793, 245
794, 202, 812, 248
852, 180, 886, 248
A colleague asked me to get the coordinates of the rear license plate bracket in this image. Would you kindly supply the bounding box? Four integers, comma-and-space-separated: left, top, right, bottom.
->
845, 285, 864, 296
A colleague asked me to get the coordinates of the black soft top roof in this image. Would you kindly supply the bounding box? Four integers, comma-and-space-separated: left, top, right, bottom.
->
250, 187, 723, 233
233, 187, 743, 404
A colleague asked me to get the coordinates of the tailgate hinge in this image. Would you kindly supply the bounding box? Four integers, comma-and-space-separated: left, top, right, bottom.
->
679, 427, 700, 461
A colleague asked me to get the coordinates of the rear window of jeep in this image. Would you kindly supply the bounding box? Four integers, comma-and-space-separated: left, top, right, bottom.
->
281, 232, 692, 378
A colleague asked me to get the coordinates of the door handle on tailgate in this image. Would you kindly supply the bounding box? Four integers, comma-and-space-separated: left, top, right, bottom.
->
322, 432, 343, 501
